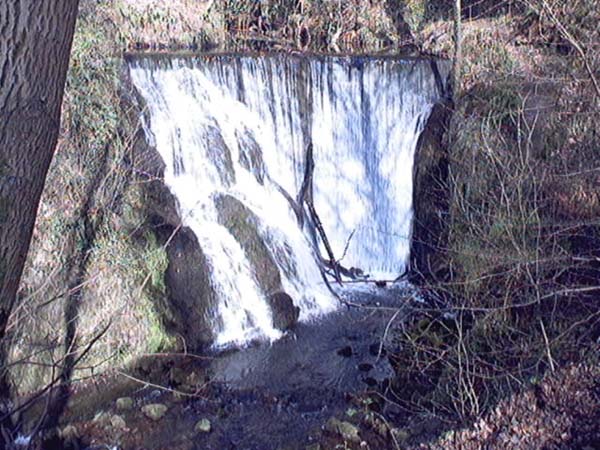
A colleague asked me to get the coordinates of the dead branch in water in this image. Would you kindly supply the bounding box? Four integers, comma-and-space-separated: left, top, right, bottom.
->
306, 200, 342, 284
296, 142, 315, 218
338, 229, 355, 264
294, 141, 376, 286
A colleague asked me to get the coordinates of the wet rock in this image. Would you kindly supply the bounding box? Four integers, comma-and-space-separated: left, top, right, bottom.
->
215, 194, 282, 291
337, 346, 353, 357
236, 129, 265, 184
110, 414, 127, 430
59, 425, 79, 441
267, 291, 300, 331
195, 418, 212, 433
142, 403, 168, 421
205, 124, 235, 186
215, 194, 302, 331
358, 363, 373, 372
116, 396, 134, 411
324, 417, 361, 442
410, 100, 452, 283
161, 226, 217, 346
375, 281, 387, 288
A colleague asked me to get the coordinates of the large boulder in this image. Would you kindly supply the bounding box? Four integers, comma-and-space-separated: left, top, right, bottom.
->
124, 76, 218, 348
267, 291, 300, 331
214, 194, 282, 294
159, 226, 217, 346
214, 194, 300, 331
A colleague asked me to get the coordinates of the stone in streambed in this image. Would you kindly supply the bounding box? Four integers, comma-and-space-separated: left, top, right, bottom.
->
110, 414, 127, 430
116, 396, 134, 411
92, 411, 111, 427
267, 291, 300, 331
195, 418, 211, 433
142, 403, 168, 421
337, 346, 353, 357
59, 425, 79, 441
390, 428, 410, 444
324, 417, 360, 442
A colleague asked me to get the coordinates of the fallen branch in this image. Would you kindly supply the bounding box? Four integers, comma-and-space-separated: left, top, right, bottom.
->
296, 142, 314, 216
306, 200, 342, 284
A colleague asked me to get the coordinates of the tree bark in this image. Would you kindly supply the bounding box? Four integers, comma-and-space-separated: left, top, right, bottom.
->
452, 0, 462, 95
0, 0, 79, 429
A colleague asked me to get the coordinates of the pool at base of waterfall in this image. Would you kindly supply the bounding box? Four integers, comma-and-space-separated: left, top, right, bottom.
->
38, 283, 419, 450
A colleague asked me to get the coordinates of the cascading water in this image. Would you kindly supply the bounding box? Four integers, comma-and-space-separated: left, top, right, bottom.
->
129, 55, 447, 347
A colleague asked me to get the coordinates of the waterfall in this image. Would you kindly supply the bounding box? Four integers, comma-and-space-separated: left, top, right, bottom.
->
129, 55, 446, 347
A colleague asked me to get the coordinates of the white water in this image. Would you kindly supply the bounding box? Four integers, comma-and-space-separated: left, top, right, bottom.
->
129, 55, 446, 346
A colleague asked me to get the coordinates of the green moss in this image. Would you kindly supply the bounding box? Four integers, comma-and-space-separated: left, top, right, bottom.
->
141, 230, 168, 296
143, 299, 175, 353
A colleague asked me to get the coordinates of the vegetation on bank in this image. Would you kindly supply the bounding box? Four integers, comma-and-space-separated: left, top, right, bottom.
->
11, 1, 174, 395
389, 1, 599, 445
7, 0, 598, 447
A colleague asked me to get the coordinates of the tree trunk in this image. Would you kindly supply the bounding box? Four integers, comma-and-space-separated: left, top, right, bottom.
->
452, 0, 462, 95
0, 0, 79, 430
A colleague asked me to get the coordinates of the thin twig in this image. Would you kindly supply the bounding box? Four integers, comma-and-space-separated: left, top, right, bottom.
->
378, 309, 401, 360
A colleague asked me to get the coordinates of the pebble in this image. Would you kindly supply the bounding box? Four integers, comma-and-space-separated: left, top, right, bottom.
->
195, 418, 212, 433
59, 425, 79, 441
142, 403, 168, 421
110, 414, 127, 430
116, 397, 134, 411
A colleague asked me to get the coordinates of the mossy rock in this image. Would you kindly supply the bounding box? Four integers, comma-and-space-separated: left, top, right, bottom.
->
324, 417, 361, 443
214, 194, 299, 331
214, 193, 282, 294
160, 226, 218, 347
141, 403, 168, 421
